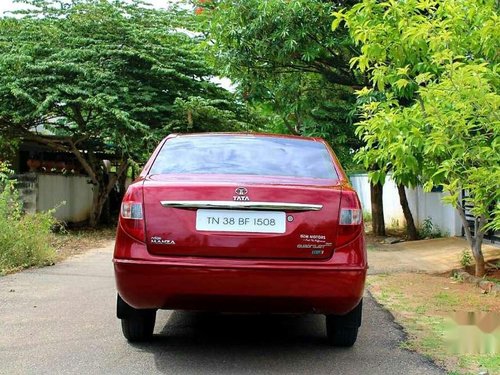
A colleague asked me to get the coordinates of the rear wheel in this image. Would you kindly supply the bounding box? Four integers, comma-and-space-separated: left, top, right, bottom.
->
326, 299, 362, 347
117, 294, 156, 342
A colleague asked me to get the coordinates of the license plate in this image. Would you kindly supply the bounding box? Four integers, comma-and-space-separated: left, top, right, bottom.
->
196, 209, 286, 233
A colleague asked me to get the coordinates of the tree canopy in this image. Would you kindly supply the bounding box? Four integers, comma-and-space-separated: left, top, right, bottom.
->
0, 0, 255, 225
199, 0, 363, 167
336, 0, 499, 275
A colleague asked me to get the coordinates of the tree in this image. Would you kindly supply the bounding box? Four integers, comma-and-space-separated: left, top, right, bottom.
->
198, 0, 362, 88
198, 0, 387, 232
195, 0, 366, 164
354, 90, 422, 239
0, 0, 254, 226
336, 0, 499, 275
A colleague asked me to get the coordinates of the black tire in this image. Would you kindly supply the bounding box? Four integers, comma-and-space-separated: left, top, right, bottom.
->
121, 309, 156, 342
326, 299, 362, 347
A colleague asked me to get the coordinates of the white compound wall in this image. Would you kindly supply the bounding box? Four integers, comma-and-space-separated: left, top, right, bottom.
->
349, 173, 462, 236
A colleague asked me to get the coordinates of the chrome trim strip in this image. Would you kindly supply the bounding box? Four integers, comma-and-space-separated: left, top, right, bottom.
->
160, 200, 323, 211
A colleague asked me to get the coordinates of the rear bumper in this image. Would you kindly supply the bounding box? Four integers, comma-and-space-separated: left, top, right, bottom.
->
114, 230, 367, 315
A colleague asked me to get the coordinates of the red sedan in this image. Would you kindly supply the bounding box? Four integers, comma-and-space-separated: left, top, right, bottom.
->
113, 133, 367, 346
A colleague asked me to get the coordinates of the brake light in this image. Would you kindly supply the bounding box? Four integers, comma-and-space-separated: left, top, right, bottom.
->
340, 208, 362, 225
336, 190, 363, 246
121, 202, 143, 220
119, 184, 145, 242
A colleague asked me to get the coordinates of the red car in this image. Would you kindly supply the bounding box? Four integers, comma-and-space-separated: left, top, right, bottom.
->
113, 133, 367, 346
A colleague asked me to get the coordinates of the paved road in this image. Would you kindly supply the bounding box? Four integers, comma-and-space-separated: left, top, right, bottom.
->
0, 244, 445, 375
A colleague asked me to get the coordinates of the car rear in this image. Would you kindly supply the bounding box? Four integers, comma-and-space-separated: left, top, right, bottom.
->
114, 133, 367, 345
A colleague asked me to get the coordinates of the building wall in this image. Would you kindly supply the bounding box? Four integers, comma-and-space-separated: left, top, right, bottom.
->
16, 173, 37, 215
349, 173, 462, 236
17, 173, 93, 223
37, 174, 93, 223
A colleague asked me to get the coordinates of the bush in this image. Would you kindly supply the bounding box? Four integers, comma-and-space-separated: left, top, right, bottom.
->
459, 249, 474, 269
0, 163, 56, 274
418, 217, 444, 239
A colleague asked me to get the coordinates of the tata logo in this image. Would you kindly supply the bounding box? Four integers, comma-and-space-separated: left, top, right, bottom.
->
235, 187, 248, 196
233, 187, 250, 201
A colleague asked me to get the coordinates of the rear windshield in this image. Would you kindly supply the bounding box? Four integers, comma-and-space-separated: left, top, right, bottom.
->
149, 135, 338, 179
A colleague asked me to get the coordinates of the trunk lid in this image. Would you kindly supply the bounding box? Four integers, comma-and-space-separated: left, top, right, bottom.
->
143, 175, 342, 260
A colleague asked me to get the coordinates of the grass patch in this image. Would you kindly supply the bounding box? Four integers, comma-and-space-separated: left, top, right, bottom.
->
0, 162, 116, 275
1, 223, 116, 275
0, 211, 57, 275
366, 244, 377, 252
0, 164, 56, 275
434, 292, 460, 308
478, 356, 500, 373
368, 273, 500, 374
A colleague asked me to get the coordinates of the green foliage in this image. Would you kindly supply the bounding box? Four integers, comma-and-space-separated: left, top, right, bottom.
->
477, 355, 500, 374
0, 162, 56, 274
169, 96, 264, 133
201, 0, 362, 168
354, 90, 423, 187
0, 0, 251, 155
335, 0, 498, 96
459, 249, 473, 268
389, 218, 400, 229
201, 0, 359, 87
338, 0, 499, 188
0, 0, 257, 225
0, 134, 18, 162
418, 218, 443, 239
419, 64, 499, 227
0, 162, 21, 219
337, 0, 499, 267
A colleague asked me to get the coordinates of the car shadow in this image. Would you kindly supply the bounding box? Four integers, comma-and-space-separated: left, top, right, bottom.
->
130, 311, 351, 374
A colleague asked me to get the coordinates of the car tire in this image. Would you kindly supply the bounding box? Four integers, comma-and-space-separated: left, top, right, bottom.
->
117, 295, 156, 342
121, 310, 156, 342
326, 299, 362, 347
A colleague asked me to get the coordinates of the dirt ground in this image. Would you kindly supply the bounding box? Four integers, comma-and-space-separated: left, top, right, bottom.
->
368, 273, 500, 374
51, 226, 116, 260
364, 227, 500, 374
463, 261, 500, 283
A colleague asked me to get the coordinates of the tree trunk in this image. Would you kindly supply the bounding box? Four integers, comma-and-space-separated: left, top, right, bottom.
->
455, 202, 486, 277
474, 246, 486, 277
87, 160, 129, 227
397, 184, 419, 240
370, 181, 385, 236
118, 168, 127, 200
89, 185, 107, 227
472, 216, 487, 277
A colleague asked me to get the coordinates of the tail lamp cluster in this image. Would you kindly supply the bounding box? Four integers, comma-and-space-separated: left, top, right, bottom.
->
337, 190, 363, 246
119, 184, 362, 247
120, 184, 145, 242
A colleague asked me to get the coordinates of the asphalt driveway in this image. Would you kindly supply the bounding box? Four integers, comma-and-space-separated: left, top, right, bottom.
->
0, 243, 445, 375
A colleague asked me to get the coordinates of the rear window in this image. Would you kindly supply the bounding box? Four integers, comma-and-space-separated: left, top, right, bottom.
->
149, 135, 338, 179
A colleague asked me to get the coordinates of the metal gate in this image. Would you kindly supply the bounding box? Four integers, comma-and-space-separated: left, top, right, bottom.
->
462, 190, 500, 243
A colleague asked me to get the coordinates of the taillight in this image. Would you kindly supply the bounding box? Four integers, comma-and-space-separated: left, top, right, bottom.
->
121, 202, 143, 220
119, 184, 145, 242
340, 208, 362, 225
336, 190, 363, 246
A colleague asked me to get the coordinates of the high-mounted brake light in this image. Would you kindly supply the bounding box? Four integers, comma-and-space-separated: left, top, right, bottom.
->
119, 184, 145, 242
